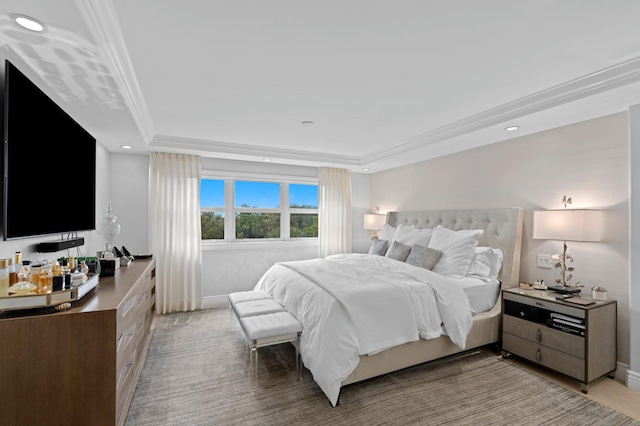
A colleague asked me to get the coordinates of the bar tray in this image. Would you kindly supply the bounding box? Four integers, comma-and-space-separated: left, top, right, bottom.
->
0, 274, 99, 312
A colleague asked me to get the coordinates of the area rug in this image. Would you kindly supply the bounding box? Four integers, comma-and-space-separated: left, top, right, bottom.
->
126, 308, 639, 425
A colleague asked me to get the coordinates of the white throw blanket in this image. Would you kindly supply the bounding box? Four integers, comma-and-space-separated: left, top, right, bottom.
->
254, 253, 473, 406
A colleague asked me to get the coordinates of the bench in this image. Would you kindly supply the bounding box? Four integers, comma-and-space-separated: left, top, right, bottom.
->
228, 291, 303, 379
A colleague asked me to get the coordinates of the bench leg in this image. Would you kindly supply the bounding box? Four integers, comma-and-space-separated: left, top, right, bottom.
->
249, 345, 258, 379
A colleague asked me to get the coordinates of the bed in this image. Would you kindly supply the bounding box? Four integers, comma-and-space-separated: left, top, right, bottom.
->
254, 207, 523, 406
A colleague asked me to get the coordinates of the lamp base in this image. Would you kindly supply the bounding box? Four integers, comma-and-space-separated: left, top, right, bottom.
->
547, 285, 581, 295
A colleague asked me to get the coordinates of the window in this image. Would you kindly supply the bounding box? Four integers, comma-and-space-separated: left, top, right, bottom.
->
200, 177, 318, 241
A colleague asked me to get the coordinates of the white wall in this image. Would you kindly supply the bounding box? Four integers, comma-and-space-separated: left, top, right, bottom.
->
370, 112, 631, 366
629, 105, 640, 390
108, 153, 150, 255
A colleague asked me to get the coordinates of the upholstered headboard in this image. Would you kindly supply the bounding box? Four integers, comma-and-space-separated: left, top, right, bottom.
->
386, 208, 524, 289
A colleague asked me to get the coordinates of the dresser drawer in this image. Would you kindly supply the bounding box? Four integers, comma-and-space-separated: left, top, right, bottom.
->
503, 333, 585, 381
503, 315, 584, 359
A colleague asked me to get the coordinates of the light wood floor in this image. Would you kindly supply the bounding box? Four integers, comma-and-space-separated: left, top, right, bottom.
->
502, 355, 640, 421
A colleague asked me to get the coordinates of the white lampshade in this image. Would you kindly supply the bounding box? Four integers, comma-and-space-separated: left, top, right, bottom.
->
363, 214, 386, 231
533, 210, 602, 242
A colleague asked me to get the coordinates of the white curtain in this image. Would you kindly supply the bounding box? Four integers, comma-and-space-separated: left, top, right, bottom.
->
318, 167, 352, 257
149, 152, 203, 314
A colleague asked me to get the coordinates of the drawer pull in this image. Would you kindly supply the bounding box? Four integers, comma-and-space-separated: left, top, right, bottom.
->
536, 349, 541, 362
536, 329, 542, 343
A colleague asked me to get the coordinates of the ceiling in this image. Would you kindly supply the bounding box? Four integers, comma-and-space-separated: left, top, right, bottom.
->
1, 1, 640, 173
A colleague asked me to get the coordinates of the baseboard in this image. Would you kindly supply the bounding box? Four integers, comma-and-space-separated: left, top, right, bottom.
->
627, 368, 640, 391
203, 295, 229, 309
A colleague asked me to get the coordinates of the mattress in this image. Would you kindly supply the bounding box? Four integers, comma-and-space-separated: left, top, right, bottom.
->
457, 277, 501, 315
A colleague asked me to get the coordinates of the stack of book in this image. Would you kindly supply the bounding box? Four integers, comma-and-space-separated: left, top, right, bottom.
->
547, 313, 585, 337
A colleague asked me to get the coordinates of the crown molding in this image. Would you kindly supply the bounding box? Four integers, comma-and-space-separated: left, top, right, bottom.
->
361, 56, 640, 164
72, 1, 640, 168
156, 56, 640, 167
78, 0, 156, 143
151, 134, 361, 166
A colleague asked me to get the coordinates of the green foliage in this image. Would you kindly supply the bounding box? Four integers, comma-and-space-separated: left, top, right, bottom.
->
290, 214, 318, 237
200, 210, 318, 239
236, 212, 280, 238
201, 212, 224, 240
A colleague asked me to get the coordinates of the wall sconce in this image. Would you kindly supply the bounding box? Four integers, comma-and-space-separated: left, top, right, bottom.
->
533, 196, 602, 294
363, 213, 386, 239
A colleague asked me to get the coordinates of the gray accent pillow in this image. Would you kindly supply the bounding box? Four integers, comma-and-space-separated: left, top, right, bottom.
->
368, 238, 389, 256
386, 241, 411, 262
405, 245, 443, 270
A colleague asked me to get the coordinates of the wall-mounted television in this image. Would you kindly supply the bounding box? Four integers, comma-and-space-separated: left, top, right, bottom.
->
3, 60, 96, 240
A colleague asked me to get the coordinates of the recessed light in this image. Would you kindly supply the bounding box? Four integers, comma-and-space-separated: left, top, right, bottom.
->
120, 145, 132, 149
12, 14, 46, 32
301, 121, 314, 126
505, 126, 519, 132
263, 158, 272, 162
362, 168, 370, 172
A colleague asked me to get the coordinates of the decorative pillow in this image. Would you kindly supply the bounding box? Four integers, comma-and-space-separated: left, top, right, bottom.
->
467, 247, 503, 281
384, 225, 414, 257
368, 238, 389, 256
379, 224, 396, 242
405, 245, 442, 270
386, 241, 411, 262
428, 225, 484, 277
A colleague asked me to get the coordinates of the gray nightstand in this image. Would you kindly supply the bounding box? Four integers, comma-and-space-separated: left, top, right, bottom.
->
501, 287, 617, 393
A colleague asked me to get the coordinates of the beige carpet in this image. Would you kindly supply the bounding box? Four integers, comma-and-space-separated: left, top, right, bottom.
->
126, 308, 639, 425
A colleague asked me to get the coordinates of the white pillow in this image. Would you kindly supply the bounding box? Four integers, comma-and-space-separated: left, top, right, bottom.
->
428, 225, 484, 277
396, 227, 434, 247
379, 224, 396, 242
467, 247, 503, 281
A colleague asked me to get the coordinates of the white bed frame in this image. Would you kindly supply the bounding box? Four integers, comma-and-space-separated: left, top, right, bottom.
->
341, 207, 524, 387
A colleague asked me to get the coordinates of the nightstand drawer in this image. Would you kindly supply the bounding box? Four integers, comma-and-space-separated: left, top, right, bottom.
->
503, 292, 584, 319
503, 315, 584, 359
503, 333, 585, 381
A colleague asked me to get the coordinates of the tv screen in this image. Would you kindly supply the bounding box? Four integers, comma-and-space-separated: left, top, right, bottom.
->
3, 60, 96, 240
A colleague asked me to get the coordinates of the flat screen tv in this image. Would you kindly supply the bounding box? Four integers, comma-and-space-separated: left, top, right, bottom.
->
3, 60, 96, 240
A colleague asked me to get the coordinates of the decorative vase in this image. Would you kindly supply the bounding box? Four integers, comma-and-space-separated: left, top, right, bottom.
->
98, 201, 121, 255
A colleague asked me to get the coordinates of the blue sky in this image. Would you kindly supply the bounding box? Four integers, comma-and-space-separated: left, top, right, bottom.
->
201, 179, 318, 208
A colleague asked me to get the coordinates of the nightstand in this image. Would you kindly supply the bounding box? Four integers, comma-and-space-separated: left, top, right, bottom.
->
501, 288, 617, 393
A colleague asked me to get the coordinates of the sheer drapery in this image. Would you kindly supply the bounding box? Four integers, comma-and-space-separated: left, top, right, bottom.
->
318, 167, 352, 258
149, 152, 203, 314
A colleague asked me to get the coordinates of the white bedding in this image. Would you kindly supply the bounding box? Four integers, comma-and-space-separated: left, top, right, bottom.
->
253, 253, 473, 406
457, 277, 501, 315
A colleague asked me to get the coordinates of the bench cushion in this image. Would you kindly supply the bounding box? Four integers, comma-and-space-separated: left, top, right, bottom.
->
228, 290, 272, 306
233, 299, 285, 318
240, 311, 303, 341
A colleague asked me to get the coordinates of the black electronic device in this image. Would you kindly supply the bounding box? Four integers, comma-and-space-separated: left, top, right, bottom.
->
2, 60, 96, 240
547, 285, 581, 295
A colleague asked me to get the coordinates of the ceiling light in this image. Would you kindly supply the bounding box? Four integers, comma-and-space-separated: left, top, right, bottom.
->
263, 158, 272, 162
362, 168, 370, 172
505, 126, 519, 132
12, 14, 46, 32
301, 121, 314, 126
120, 145, 132, 149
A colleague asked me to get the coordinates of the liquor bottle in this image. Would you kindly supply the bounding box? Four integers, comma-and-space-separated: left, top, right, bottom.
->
9, 252, 22, 285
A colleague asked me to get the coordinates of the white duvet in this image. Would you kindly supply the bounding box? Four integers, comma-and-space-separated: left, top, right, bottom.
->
253, 253, 473, 406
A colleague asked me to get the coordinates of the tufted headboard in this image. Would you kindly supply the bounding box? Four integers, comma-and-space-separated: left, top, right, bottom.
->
387, 208, 524, 290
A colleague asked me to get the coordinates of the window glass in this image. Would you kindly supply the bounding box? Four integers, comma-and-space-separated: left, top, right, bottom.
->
289, 184, 318, 209
235, 181, 280, 208
290, 213, 318, 237
201, 212, 224, 240
201, 179, 225, 240
201, 179, 224, 207
235, 212, 280, 239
